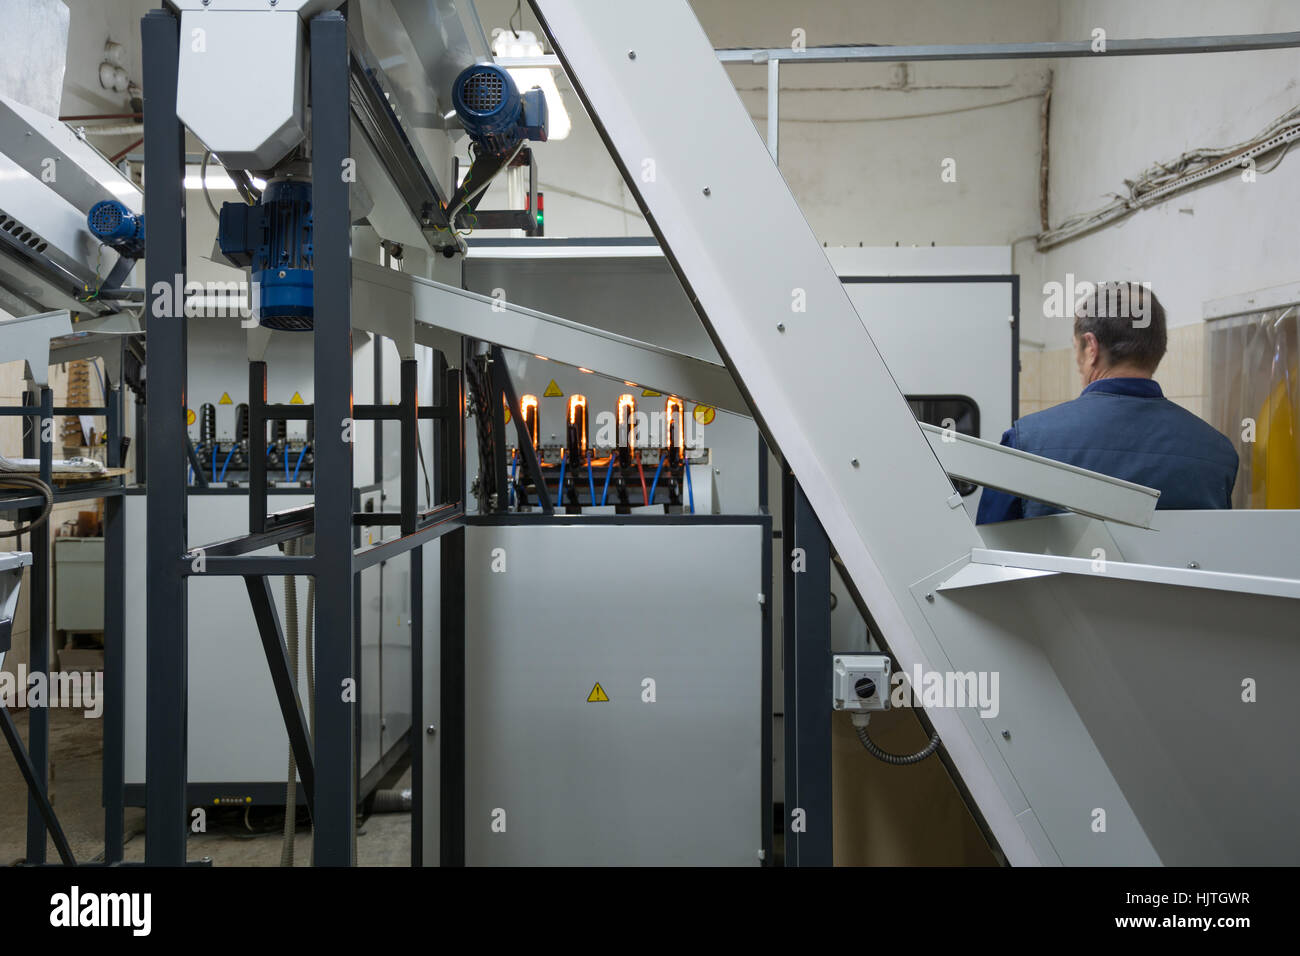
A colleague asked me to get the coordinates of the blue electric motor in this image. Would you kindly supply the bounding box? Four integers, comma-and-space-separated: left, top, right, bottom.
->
217, 179, 314, 331
87, 200, 145, 258
452, 63, 548, 156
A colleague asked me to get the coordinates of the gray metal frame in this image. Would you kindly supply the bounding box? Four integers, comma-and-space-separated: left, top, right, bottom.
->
142, 7, 189, 866
0, 325, 133, 868
139, 7, 466, 866
713, 33, 1300, 64
0, 339, 133, 866
500, 31, 1300, 69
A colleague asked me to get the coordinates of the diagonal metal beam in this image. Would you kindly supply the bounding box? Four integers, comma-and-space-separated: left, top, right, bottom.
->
529, 0, 1038, 865
491, 344, 553, 513
243, 576, 315, 821
352, 259, 748, 414
184, 435, 208, 489
0, 704, 75, 865
919, 423, 1160, 528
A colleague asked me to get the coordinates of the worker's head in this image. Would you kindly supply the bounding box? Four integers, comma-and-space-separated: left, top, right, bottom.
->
1073, 281, 1167, 387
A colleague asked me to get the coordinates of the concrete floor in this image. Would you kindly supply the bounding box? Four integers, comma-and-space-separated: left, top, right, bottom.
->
0, 706, 413, 865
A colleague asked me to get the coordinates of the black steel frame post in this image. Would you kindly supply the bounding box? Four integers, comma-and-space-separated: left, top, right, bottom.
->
102, 374, 126, 862
310, 10, 357, 866
485, 347, 509, 512
22, 386, 53, 863
443, 365, 463, 503
409, 544, 423, 866
414, 353, 463, 866
783, 476, 834, 866
373, 337, 383, 500
249, 361, 268, 531
429, 351, 448, 504
134, 393, 147, 480
399, 359, 418, 534
142, 7, 190, 865
411, 351, 444, 867
436, 348, 466, 864
439, 525, 465, 866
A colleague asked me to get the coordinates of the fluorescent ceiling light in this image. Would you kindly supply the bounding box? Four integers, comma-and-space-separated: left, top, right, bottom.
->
492, 29, 571, 141
184, 167, 268, 191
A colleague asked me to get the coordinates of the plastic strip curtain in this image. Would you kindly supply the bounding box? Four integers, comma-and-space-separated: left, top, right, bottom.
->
1208, 307, 1300, 508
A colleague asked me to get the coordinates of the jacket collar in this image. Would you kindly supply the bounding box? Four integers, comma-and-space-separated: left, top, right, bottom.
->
1081, 377, 1164, 399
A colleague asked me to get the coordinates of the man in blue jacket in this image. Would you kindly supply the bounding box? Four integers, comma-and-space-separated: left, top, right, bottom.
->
976, 282, 1238, 524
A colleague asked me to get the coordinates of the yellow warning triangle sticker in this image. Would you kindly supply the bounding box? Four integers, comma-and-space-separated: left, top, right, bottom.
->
641, 388, 661, 397
543, 379, 564, 398
586, 682, 609, 703
218, 392, 233, 405
290, 391, 305, 405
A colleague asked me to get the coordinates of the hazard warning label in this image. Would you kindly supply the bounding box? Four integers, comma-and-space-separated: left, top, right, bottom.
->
586, 682, 609, 703
543, 379, 564, 397
218, 392, 233, 405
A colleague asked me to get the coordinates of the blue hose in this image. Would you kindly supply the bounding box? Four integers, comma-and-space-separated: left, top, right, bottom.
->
648, 454, 666, 506
685, 461, 695, 514
586, 457, 596, 505
600, 458, 615, 507
509, 449, 519, 507
291, 443, 309, 482
557, 449, 567, 506
212, 442, 220, 483
218, 444, 237, 482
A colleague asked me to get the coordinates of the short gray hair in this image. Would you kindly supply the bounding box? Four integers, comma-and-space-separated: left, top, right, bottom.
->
1073, 282, 1166, 372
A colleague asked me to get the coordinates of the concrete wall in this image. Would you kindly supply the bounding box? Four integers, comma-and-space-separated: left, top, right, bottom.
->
1022, 0, 1300, 412
471, 0, 1056, 245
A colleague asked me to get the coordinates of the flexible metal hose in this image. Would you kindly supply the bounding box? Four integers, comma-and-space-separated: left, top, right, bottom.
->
0, 476, 54, 538
370, 788, 412, 813
854, 720, 941, 766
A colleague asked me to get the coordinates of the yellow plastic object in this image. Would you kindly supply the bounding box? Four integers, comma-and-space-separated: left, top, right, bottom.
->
1251, 367, 1300, 508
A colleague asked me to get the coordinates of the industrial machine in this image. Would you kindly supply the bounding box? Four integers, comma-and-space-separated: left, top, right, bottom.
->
1, 0, 1298, 871
0, 94, 143, 316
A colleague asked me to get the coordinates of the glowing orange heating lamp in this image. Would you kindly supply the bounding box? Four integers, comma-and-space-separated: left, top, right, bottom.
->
520, 394, 540, 451
617, 394, 636, 458
568, 394, 588, 456
665, 396, 686, 459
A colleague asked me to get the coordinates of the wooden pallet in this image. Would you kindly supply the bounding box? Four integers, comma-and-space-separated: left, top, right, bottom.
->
48, 467, 131, 485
